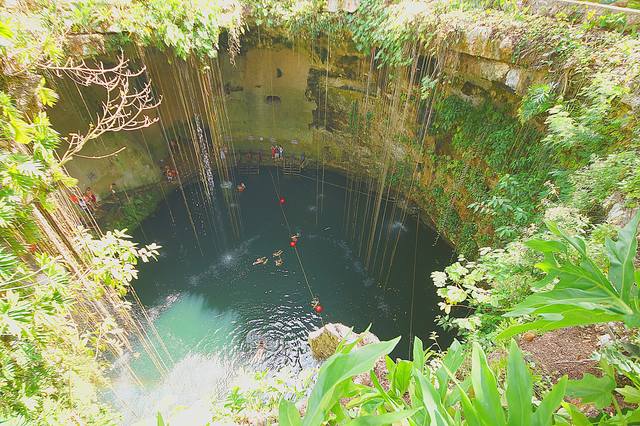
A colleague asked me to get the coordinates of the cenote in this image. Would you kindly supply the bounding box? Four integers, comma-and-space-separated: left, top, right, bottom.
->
113, 166, 454, 420
8, 0, 640, 424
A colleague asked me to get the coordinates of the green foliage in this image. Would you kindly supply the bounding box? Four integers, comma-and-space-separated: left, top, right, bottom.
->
542, 74, 628, 164
109, 192, 163, 231
570, 151, 640, 216
212, 367, 314, 423
621, 164, 640, 204
518, 83, 557, 124
420, 75, 438, 100
499, 212, 640, 339
567, 373, 616, 409
582, 11, 632, 33
0, 89, 67, 253
301, 337, 400, 425
118, 0, 231, 60
277, 335, 573, 425
0, 251, 123, 424
77, 228, 160, 296
347, 0, 415, 67
68, 0, 112, 33
0, 78, 157, 424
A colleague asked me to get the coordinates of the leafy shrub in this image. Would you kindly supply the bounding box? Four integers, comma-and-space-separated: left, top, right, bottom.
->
570, 151, 639, 216
518, 83, 557, 124
500, 212, 640, 339
278, 335, 573, 425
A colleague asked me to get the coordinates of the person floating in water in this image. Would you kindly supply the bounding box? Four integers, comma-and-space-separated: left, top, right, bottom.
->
290, 232, 300, 242
253, 257, 268, 266
251, 339, 266, 363
237, 182, 246, 192
272, 249, 284, 266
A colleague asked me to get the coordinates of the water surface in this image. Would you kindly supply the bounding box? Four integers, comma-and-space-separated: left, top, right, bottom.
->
113, 168, 455, 423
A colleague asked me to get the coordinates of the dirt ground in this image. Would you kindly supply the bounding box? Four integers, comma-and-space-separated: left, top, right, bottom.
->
517, 325, 605, 382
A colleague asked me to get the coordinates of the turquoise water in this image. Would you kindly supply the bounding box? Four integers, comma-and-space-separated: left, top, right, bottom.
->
111, 167, 454, 422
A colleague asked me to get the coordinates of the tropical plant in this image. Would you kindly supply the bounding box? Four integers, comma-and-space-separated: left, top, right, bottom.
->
278, 335, 572, 425
0, 52, 159, 425
499, 211, 640, 339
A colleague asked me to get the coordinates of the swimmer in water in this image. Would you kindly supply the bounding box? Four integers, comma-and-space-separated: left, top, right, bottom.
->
290, 232, 300, 242
252, 257, 268, 266
275, 258, 283, 267
272, 249, 283, 257
251, 339, 266, 363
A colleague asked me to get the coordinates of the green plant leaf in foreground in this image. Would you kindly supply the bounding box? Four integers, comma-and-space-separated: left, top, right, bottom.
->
499, 212, 640, 339
471, 342, 507, 425
300, 337, 400, 426
279, 399, 302, 426
506, 340, 532, 426
566, 373, 616, 409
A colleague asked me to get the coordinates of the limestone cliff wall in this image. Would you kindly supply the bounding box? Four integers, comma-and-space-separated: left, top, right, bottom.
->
49, 24, 548, 248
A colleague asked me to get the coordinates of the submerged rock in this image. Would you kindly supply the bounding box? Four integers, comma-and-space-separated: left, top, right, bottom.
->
308, 323, 380, 360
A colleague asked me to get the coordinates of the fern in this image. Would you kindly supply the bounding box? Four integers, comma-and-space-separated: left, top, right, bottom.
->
517, 83, 557, 123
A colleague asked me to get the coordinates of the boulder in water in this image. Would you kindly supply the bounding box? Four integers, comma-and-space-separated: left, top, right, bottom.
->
308, 323, 380, 360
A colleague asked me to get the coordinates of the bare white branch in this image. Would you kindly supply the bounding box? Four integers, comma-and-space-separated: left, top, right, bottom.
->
41, 55, 161, 165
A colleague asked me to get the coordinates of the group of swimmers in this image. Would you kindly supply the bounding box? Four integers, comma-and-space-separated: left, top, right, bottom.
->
252, 249, 283, 266
252, 233, 300, 267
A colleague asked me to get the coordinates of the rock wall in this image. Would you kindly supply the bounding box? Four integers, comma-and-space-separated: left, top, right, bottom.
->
51, 24, 558, 247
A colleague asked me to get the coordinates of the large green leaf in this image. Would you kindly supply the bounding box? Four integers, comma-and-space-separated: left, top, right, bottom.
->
616, 385, 640, 404
435, 339, 465, 401
606, 212, 640, 302
455, 376, 482, 426
156, 412, 167, 426
471, 342, 506, 426
524, 239, 567, 254
566, 373, 615, 409
561, 402, 592, 426
391, 360, 413, 396
0, 21, 13, 41
506, 340, 532, 426
413, 369, 454, 426
301, 337, 400, 426
498, 308, 620, 339
500, 213, 640, 339
279, 399, 302, 426
413, 336, 425, 372
532, 376, 567, 426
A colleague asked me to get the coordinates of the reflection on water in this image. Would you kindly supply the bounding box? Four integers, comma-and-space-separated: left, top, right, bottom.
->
109, 168, 454, 424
